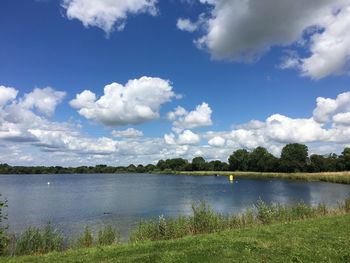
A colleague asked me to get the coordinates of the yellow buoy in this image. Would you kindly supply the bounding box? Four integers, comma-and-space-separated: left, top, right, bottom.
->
229, 174, 234, 183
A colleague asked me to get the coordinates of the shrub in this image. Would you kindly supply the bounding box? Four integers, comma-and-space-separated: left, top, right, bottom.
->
0, 194, 8, 256
15, 227, 42, 255
41, 223, 64, 253
77, 227, 93, 248
191, 201, 224, 234
14, 224, 63, 255
97, 226, 119, 246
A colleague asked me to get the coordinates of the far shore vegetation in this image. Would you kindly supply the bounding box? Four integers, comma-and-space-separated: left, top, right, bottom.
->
1, 143, 350, 184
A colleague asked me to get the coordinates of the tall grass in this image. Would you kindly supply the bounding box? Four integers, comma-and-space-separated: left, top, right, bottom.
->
0, 195, 8, 256
97, 225, 119, 246
75, 225, 120, 248
13, 223, 63, 255
1, 198, 349, 256
130, 197, 350, 242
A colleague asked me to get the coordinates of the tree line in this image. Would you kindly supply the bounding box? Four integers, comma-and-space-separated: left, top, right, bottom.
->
0, 144, 349, 174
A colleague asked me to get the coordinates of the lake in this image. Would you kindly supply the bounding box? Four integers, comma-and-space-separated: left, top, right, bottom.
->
0, 173, 349, 241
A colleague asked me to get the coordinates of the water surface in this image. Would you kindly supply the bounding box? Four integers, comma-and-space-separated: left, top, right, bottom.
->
0, 173, 349, 240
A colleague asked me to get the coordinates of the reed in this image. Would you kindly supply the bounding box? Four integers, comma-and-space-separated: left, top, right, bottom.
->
13, 224, 63, 256
130, 197, 350, 243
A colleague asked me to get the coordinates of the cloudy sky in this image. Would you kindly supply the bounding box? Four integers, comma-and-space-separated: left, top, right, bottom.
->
1, 0, 350, 166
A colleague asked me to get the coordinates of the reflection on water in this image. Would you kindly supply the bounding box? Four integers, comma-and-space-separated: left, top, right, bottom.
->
0, 173, 349, 240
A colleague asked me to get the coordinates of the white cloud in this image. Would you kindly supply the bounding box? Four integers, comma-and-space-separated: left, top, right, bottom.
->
313, 92, 350, 123
194, 0, 348, 61
333, 112, 350, 126
62, 0, 157, 34
264, 114, 328, 143
164, 133, 176, 145
112, 128, 143, 138
70, 76, 175, 126
0, 87, 69, 143
299, 6, 350, 79
2, 86, 350, 167
176, 18, 198, 32
169, 102, 213, 129
164, 130, 200, 145
177, 130, 200, 145
21, 87, 66, 116
208, 136, 225, 147
0, 86, 18, 107
181, 0, 350, 79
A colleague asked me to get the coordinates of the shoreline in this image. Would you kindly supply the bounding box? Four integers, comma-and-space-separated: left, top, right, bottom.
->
172, 171, 350, 184
2, 214, 350, 262
1, 170, 350, 184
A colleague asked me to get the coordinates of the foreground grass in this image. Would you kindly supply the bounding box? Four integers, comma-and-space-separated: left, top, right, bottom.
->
175, 170, 350, 184
2, 214, 349, 263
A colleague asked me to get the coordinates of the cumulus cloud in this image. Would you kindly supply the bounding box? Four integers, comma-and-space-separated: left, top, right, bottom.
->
193, 0, 347, 60
62, 0, 157, 34
70, 76, 175, 126
112, 128, 143, 138
2, 85, 350, 167
333, 112, 350, 126
0, 87, 68, 143
164, 130, 200, 145
0, 86, 18, 107
180, 0, 350, 79
20, 87, 66, 116
224, 114, 331, 154
313, 92, 350, 123
177, 130, 200, 145
208, 136, 225, 147
300, 6, 350, 79
168, 102, 213, 129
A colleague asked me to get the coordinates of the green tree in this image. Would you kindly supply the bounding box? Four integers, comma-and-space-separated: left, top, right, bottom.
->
191, 157, 207, 171
279, 143, 308, 172
248, 147, 277, 172
228, 149, 250, 171
126, 164, 137, 173
340, 148, 350, 171
207, 160, 229, 171
309, 154, 326, 172
156, 160, 166, 170
164, 158, 188, 171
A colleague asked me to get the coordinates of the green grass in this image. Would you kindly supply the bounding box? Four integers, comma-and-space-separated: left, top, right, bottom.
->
1, 214, 349, 263
175, 171, 350, 184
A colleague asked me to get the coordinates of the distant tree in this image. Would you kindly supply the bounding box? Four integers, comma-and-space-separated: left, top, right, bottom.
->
228, 149, 250, 171
309, 154, 327, 172
191, 157, 207, 171
126, 164, 137, 173
208, 160, 229, 171
145, 164, 156, 172
248, 147, 277, 172
156, 160, 166, 170
279, 143, 308, 172
136, 165, 145, 173
339, 148, 350, 171
164, 158, 188, 171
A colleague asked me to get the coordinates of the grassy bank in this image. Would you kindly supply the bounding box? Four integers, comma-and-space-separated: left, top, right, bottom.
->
1, 214, 349, 263
1, 198, 349, 260
174, 170, 350, 184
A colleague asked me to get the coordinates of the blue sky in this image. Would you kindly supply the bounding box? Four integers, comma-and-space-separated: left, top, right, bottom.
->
0, 0, 350, 166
